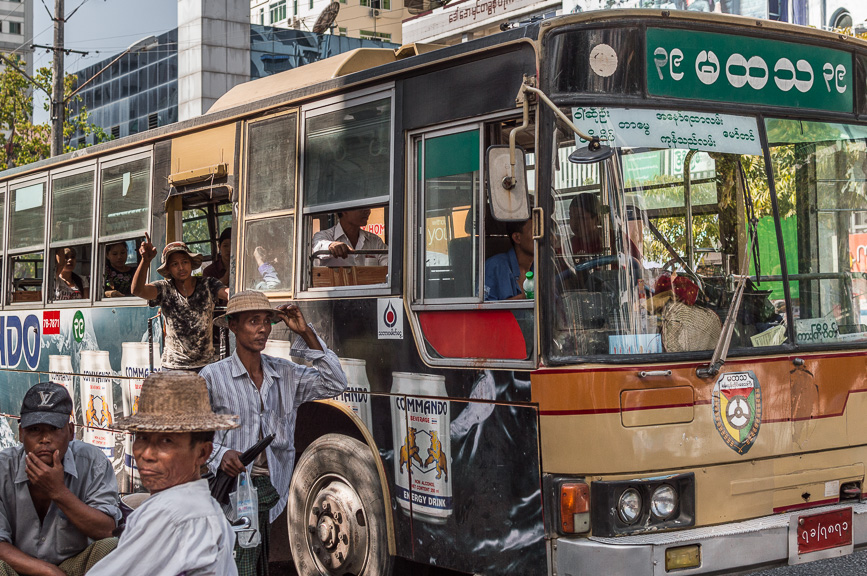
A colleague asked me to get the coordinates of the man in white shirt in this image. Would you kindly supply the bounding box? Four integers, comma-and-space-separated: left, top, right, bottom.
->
312, 208, 388, 266
88, 371, 240, 576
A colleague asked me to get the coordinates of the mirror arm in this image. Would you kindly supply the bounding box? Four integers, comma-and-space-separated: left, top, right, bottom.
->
505, 94, 532, 190
521, 84, 598, 144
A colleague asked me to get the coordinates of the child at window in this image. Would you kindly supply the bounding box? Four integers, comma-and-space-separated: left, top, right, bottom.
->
55, 247, 88, 301
104, 241, 134, 297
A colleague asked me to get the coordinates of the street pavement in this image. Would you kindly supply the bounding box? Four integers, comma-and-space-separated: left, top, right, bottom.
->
752, 549, 867, 575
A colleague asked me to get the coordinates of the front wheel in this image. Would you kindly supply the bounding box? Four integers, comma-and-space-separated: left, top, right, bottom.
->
289, 433, 393, 576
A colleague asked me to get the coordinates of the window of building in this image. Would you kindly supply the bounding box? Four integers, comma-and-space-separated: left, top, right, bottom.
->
259, 7, 265, 24
270, 0, 287, 23
338, 27, 347, 35
359, 30, 392, 42
8, 22, 21, 35
241, 112, 297, 293
302, 96, 392, 291
360, 0, 390, 8
9, 180, 46, 304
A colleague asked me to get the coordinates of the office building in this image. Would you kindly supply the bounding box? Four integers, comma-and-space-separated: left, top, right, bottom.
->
0, 0, 33, 75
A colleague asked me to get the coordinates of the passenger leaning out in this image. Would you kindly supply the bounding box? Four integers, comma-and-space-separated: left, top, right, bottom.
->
131, 235, 229, 372
312, 208, 387, 266
104, 242, 134, 298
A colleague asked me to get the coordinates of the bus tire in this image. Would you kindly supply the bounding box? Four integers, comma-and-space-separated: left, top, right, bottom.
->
289, 433, 393, 576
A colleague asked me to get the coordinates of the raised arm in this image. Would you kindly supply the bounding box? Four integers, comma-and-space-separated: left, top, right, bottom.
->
131, 233, 159, 301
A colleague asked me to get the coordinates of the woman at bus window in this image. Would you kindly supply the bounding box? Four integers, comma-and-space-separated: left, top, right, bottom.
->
132, 235, 229, 372
312, 208, 388, 266
104, 241, 134, 297
203, 227, 231, 286
54, 247, 88, 301
484, 217, 534, 301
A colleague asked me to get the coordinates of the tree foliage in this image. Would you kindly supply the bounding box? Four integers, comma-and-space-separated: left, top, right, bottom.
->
0, 54, 110, 171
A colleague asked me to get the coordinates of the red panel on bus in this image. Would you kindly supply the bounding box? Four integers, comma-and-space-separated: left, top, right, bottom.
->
418, 310, 527, 359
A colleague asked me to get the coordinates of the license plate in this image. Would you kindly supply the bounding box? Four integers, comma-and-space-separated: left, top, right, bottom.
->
793, 508, 853, 558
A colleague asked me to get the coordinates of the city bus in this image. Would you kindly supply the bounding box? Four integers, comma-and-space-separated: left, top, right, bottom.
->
0, 8, 865, 575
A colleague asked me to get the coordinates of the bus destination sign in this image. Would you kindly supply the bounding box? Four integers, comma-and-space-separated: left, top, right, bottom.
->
646, 28, 852, 113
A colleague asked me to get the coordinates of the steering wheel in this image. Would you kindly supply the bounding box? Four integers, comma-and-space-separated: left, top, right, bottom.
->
558, 255, 618, 294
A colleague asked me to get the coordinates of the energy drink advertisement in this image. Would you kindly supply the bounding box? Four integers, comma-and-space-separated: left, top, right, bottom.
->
391, 372, 452, 523
120, 342, 160, 489
337, 358, 371, 429
48, 355, 75, 423
80, 350, 115, 458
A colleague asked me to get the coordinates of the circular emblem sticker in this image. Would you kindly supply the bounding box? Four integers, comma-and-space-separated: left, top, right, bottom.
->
589, 43, 618, 78
72, 310, 85, 343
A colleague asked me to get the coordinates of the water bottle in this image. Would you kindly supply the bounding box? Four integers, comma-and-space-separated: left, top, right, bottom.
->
523, 271, 535, 299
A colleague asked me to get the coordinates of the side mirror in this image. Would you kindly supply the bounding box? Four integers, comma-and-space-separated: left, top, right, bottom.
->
485, 145, 530, 222
567, 137, 615, 164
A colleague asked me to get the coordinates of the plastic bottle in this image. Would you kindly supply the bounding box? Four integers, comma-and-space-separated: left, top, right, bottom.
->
523, 271, 535, 299
234, 470, 260, 548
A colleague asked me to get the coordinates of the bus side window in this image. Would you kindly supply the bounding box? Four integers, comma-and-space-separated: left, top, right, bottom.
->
302, 96, 392, 291
242, 111, 297, 294
8, 180, 46, 304
98, 154, 151, 301
49, 170, 95, 303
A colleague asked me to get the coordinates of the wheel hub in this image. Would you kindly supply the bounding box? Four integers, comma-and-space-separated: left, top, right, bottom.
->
306, 480, 369, 573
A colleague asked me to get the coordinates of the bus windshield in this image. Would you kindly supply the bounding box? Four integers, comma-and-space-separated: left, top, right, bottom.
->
548, 107, 867, 361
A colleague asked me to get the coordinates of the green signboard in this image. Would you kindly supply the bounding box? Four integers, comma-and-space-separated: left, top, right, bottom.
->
646, 28, 853, 113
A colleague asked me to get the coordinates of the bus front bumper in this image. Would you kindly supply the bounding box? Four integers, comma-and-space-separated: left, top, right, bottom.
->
550, 501, 867, 576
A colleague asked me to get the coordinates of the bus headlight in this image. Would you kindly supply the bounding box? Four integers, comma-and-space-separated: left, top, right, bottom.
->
650, 485, 677, 519
618, 488, 642, 524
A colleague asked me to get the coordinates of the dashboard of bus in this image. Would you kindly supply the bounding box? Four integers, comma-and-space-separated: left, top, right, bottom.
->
547, 107, 867, 363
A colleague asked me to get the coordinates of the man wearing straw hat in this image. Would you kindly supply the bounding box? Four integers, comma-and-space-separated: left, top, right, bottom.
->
88, 371, 240, 576
132, 235, 229, 371
0, 383, 120, 576
201, 290, 347, 576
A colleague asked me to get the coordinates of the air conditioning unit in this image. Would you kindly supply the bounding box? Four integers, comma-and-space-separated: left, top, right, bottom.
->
369, 8, 382, 18
288, 16, 303, 27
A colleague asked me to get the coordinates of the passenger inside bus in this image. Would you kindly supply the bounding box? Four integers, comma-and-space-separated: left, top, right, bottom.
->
53, 247, 88, 301
104, 241, 135, 298
251, 245, 280, 290
203, 227, 231, 286
484, 216, 534, 301
309, 206, 389, 288
312, 208, 388, 266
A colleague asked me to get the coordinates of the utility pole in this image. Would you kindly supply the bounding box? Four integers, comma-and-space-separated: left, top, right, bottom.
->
50, 0, 64, 157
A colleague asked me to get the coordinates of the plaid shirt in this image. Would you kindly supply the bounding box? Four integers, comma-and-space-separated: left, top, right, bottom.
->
200, 329, 347, 523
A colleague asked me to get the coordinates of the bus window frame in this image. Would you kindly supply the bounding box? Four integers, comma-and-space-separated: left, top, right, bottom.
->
296, 85, 395, 299
239, 108, 299, 298
47, 162, 97, 308
6, 173, 48, 307
406, 112, 537, 369
93, 147, 154, 306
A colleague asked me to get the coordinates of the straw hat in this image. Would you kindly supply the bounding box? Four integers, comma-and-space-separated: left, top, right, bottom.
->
214, 290, 281, 327
156, 242, 204, 278
115, 371, 238, 432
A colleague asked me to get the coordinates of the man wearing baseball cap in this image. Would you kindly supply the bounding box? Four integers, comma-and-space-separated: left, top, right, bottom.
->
201, 290, 347, 575
0, 383, 120, 576
88, 371, 240, 576
131, 235, 229, 371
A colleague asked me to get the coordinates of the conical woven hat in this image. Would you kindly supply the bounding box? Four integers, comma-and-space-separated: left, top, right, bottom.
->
116, 370, 238, 432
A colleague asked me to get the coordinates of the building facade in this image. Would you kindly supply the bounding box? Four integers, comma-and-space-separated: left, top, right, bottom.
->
0, 0, 34, 75
403, 0, 867, 45
251, 0, 406, 44
69, 25, 396, 144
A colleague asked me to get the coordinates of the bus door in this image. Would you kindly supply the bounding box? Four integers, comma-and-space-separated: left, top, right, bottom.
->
404, 118, 546, 575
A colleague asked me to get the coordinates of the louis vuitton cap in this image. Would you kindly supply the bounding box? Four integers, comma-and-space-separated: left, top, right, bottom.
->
20, 382, 73, 429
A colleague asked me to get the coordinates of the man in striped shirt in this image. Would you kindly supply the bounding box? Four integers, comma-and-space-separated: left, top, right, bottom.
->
200, 291, 347, 576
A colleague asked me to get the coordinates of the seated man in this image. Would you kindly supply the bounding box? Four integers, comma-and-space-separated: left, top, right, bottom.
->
0, 383, 120, 576
484, 217, 534, 301
88, 371, 239, 576
568, 193, 604, 257
312, 208, 388, 266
